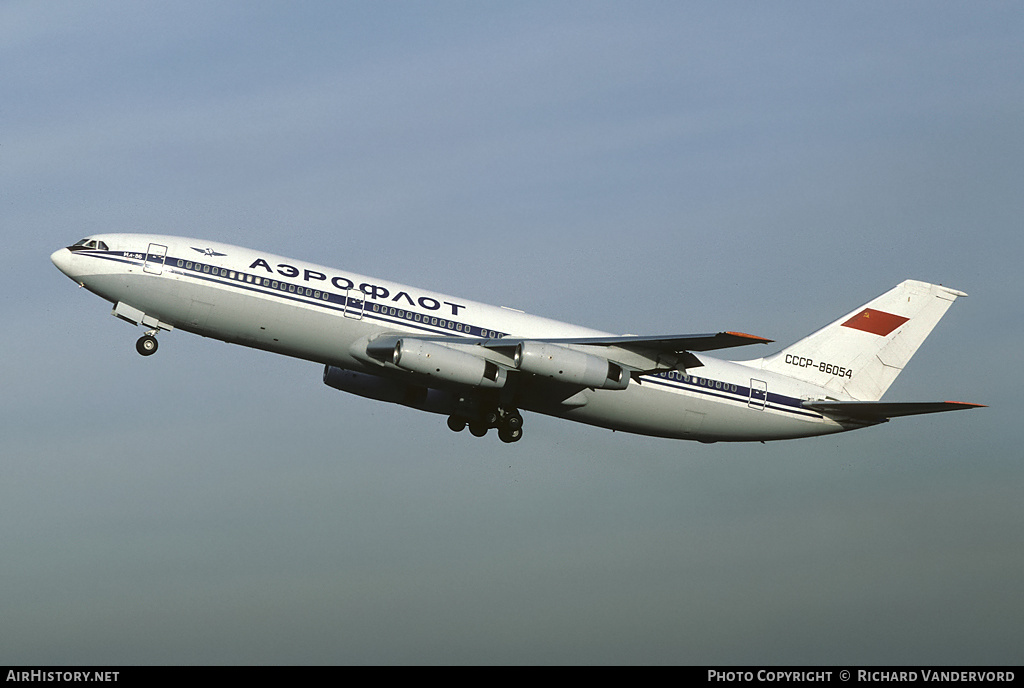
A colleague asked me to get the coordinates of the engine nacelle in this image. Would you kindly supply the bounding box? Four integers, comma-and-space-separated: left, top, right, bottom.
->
324, 365, 411, 404
514, 341, 629, 390
322, 366, 459, 415
391, 339, 507, 389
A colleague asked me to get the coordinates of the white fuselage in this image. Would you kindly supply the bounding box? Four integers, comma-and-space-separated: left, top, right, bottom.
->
52, 234, 851, 442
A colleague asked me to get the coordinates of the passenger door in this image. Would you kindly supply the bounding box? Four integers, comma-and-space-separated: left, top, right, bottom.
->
748, 379, 767, 410
144, 243, 168, 275
344, 288, 364, 320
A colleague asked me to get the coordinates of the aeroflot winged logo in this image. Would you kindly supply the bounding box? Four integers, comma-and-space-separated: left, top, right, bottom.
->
191, 247, 227, 257
841, 308, 909, 337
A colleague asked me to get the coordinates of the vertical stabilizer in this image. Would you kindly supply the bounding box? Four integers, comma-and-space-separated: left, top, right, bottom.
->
756, 280, 966, 401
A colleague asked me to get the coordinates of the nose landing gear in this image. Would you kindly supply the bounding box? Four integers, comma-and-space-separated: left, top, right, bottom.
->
136, 332, 159, 356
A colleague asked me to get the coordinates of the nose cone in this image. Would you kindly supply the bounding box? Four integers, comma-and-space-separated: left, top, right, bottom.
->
51, 247, 74, 278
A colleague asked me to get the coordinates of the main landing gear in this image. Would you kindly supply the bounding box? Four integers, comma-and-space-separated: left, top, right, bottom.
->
447, 407, 524, 443
136, 331, 159, 356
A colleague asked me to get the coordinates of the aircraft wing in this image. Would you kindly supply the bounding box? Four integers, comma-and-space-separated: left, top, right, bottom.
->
802, 400, 986, 422
479, 331, 772, 375
361, 331, 772, 389
481, 331, 773, 354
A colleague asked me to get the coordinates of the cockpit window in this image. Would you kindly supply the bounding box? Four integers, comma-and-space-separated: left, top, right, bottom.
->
68, 238, 108, 251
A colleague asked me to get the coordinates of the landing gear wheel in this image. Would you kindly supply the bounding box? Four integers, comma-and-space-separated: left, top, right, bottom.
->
498, 425, 523, 443
447, 416, 467, 433
468, 420, 489, 437
136, 334, 158, 356
497, 410, 524, 443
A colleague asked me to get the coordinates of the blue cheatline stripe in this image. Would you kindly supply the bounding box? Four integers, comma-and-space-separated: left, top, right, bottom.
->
90, 250, 509, 340
87, 249, 821, 420
643, 372, 822, 420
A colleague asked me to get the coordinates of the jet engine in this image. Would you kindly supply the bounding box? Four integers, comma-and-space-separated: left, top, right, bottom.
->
322, 366, 459, 415
514, 341, 629, 390
368, 338, 507, 389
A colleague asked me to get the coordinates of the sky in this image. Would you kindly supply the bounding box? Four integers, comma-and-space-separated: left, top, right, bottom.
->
2, 1, 1022, 665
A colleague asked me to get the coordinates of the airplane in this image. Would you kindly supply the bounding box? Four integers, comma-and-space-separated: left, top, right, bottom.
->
50, 234, 983, 444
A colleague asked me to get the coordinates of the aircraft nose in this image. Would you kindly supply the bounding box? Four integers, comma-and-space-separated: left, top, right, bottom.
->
51, 247, 74, 277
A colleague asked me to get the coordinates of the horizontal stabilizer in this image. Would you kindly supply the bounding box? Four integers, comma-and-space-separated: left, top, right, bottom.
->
802, 400, 985, 422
